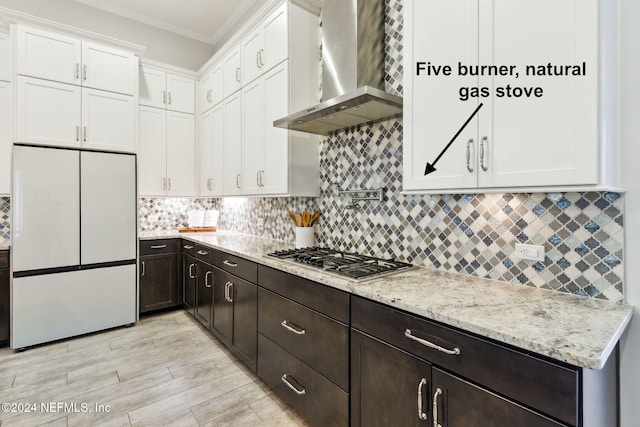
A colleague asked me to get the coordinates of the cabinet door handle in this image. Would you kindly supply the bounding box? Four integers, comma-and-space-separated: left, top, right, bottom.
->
235, 67, 240, 82
141, 260, 145, 277
150, 244, 167, 249
256, 51, 260, 68
281, 320, 306, 335
167, 178, 171, 191
168, 92, 172, 105
480, 136, 489, 171
184, 245, 194, 250
466, 138, 474, 173
82, 64, 87, 81
75, 63, 80, 80
207, 178, 212, 191
225, 281, 234, 302
163, 91, 167, 104
433, 387, 443, 427
205, 271, 212, 288
207, 89, 211, 103
256, 171, 260, 186
236, 174, 241, 189
76, 126, 80, 142
259, 49, 265, 67
197, 250, 208, 256
281, 374, 306, 395
223, 260, 238, 268
83, 126, 87, 142
189, 263, 195, 279
417, 378, 428, 421
404, 329, 460, 355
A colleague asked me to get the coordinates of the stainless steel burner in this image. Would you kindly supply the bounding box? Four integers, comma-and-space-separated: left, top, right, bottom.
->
267, 247, 414, 281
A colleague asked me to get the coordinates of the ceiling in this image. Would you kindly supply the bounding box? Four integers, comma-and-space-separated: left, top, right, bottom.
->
74, 0, 260, 45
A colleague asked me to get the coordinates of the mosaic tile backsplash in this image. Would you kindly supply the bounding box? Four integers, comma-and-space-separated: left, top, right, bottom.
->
1, 0, 626, 302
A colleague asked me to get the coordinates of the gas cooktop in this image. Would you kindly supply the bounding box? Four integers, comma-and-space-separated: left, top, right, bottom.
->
267, 247, 415, 282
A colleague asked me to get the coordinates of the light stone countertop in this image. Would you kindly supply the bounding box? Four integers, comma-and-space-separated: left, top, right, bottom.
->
0, 240, 9, 250
140, 229, 634, 370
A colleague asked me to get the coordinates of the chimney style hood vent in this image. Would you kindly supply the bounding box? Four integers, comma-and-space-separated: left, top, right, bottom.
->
274, 0, 402, 135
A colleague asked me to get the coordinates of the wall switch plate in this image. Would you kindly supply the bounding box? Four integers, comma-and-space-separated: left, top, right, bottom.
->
514, 243, 545, 262
256, 217, 264, 227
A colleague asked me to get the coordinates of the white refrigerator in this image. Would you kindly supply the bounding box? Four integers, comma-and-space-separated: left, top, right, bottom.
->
11, 144, 137, 349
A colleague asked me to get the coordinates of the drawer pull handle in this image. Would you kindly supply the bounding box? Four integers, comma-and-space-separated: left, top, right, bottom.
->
223, 260, 238, 268
433, 387, 443, 427
281, 320, 306, 335
198, 250, 209, 256
417, 378, 428, 421
184, 245, 194, 250
281, 374, 306, 395
404, 329, 460, 356
150, 244, 167, 249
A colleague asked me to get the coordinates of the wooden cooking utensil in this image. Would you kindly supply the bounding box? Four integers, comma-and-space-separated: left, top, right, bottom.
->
302, 211, 311, 227
309, 210, 320, 226
288, 210, 298, 226
294, 213, 303, 227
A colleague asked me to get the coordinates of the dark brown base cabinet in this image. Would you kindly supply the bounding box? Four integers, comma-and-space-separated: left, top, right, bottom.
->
0, 250, 9, 345
139, 240, 180, 313
182, 242, 198, 314
351, 296, 619, 427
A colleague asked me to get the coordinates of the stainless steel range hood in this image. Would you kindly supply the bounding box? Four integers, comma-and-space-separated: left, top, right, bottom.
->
274, 0, 402, 135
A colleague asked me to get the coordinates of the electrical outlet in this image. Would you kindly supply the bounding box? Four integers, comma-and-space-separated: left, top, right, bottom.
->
256, 217, 264, 227
514, 243, 545, 262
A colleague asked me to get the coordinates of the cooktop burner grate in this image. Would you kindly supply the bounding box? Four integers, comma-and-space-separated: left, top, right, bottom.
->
267, 247, 414, 281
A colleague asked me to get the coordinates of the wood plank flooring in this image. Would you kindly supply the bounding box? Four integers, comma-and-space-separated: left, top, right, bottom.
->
0, 311, 308, 426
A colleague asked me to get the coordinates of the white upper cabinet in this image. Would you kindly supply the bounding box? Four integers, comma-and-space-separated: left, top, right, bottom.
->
16, 75, 135, 152
0, 30, 12, 82
200, 61, 223, 112
404, 0, 614, 193
16, 25, 136, 95
241, 3, 288, 85
199, 103, 225, 197
222, 92, 243, 196
0, 81, 12, 195
139, 65, 195, 114
138, 106, 195, 197
223, 46, 242, 98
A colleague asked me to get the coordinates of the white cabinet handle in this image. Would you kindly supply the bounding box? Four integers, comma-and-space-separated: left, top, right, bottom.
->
480, 136, 489, 171
82, 64, 87, 81
141, 260, 145, 277
259, 49, 265, 67
433, 388, 443, 427
235, 67, 240, 82
404, 329, 460, 355
76, 126, 80, 142
466, 139, 474, 173
207, 178, 212, 191
281, 374, 305, 395
167, 178, 171, 191
83, 126, 87, 142
281, 320, 306, 335
236, 174, 241, 189
75, 63, 80, 80
417, 378, 428, 421
168, 92, 172, 105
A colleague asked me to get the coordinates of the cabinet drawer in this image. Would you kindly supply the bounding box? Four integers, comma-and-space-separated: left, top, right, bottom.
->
258, 288, 349, 391
193, 244, 215, 265
213, 251, 257, 283
257, 334, 348, 427
181, 240, 198, 257
351, 296, 579, 426
258, 266, 350, 324
140, 239, 177, 255
0, 251, 8, 269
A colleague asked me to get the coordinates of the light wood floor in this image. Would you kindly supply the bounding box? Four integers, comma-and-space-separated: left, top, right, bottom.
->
0, 311, 308, 427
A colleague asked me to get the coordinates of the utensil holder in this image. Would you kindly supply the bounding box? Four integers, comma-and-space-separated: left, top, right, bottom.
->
295, 227, 315, 248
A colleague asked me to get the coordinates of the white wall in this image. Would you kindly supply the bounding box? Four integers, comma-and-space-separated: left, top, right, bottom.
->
0, 0, 215, 70
619, 0, 640, 425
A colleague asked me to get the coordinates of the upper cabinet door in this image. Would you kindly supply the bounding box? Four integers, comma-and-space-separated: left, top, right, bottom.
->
81, 41, 136, 95
139, 66, 167, 109
404, 0, 478, 191
16, 25, 81, 85
242, 30, 263, 86
165, 111, 195, 196
12, 146, 80, 271
200, 62, 223, 112
223, 92, 243, 196
166, 73, 195, 114
200, 104, 225, 196
262, 63, 290, 195
477, 0, 598, 188
262, 4, 288, 72
241, 78, 265, 195
80, 151, 137, 264
16, 76, 82, 148
0, 81, 12, 195
0, 31, 11, 82
81, 88, 136, 152
223, 46, 242, 98
138, 106, 168, 196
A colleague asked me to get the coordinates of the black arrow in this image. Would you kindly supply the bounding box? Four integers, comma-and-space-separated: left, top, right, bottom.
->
424, 103, 483, 175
